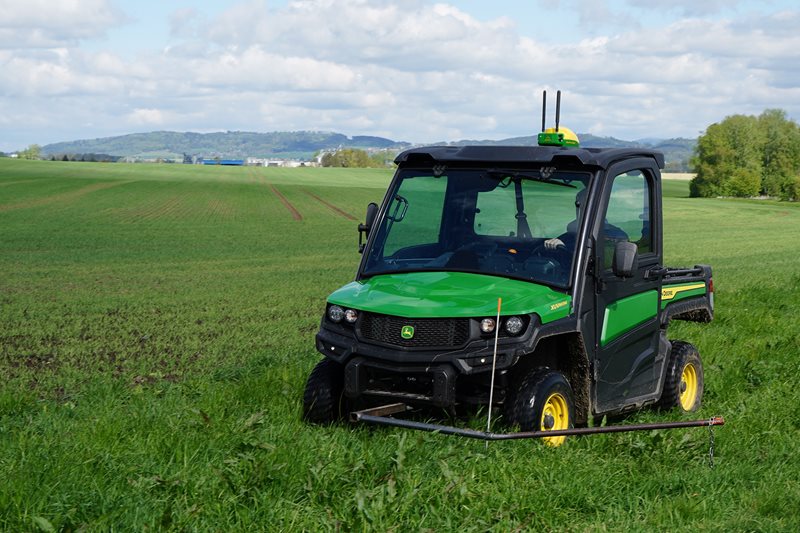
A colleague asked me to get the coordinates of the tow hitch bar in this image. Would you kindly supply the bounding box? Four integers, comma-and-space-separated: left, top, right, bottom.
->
351, 403, 725, 441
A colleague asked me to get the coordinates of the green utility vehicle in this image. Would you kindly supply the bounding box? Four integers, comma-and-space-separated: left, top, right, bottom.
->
302, 115, 714, 445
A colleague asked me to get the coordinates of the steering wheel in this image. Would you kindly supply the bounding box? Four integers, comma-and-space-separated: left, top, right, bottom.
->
526, 240, 570, 279
531, 240, 566, 256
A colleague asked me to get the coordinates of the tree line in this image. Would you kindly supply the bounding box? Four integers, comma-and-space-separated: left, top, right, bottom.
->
319, 148, 393, 168
691, 109, 800, 200
17, 144, 42, 160
48, 153, 122, 162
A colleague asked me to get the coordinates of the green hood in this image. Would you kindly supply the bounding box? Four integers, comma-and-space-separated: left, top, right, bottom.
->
328, 272, 571, 323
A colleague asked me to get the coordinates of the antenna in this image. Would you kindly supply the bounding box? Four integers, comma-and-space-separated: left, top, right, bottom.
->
555, 90, 561, 133
537, 89, 580, 147
541, 90, 547, 133
485, 297, 502, 447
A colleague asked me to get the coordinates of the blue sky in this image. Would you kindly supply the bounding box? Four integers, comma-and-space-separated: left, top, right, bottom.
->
2, 0, 799, 151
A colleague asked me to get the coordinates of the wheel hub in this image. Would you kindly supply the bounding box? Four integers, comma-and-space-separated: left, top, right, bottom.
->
679, 363, 699, 411
539, 389, 571, 447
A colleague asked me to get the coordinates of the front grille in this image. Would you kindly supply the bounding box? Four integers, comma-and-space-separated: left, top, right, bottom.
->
358, 313, 471, 349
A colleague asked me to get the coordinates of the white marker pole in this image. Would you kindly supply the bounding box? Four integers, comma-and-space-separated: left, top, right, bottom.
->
485, 297, 502, 442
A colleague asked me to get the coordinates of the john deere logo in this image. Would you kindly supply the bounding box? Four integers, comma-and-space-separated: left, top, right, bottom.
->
401, 325, 415, 339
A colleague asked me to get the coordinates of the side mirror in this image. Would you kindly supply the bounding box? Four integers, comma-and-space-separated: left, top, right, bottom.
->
358, 202, 378, 253
612, 241, 638, 278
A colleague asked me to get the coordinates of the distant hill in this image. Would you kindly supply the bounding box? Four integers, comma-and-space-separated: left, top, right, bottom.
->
443, 134, 696, 172
42, 131, 411, 160
42, 130, 695, 170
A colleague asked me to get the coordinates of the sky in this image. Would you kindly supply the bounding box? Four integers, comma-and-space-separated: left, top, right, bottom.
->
1, 0, 799, 152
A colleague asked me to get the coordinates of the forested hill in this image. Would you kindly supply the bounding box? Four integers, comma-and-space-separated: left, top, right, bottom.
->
41, 131, 411, 160
41, 130, 695, 169
444, 134, 695, 172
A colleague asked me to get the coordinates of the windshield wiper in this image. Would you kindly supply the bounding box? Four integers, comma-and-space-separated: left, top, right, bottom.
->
486, 170, 577, 189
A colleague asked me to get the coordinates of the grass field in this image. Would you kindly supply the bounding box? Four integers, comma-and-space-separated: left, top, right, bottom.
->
1, 158, 799, 531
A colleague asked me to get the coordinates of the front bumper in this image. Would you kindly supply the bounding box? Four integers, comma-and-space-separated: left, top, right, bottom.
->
344, 356, 459, 407
315, 323, 534, 407
316, 324, 526, 374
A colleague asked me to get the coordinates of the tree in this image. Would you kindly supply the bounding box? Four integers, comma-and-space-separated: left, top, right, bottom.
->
690, 115, 761, 197
690, 115, 763, 198
320, 148, 374, 168
758, 109, 800, 199
691, 110, 800, 200
18, 144, 42, 160
369, 151, 394, 167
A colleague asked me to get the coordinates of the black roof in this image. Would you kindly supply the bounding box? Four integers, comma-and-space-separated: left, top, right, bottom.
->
395, 145, 665, 170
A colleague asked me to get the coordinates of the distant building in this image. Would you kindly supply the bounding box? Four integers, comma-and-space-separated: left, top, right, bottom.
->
245, 157, 315, 167
201, 159, 244, 166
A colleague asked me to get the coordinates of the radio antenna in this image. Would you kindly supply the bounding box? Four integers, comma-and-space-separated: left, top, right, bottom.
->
537, 89, 580, 147
555, 90, 561, 133
541, 91, 547, 133
485, 297, 502, 447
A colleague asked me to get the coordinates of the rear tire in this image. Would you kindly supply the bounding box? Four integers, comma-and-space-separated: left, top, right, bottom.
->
659, 341, 704, 412
504, 367, 574, 447
302, 359, 350, 424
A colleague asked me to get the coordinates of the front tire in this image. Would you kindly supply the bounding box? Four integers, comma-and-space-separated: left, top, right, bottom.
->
302, 359, 350, 424
505, 368, 575, 447
659, 341, 704, 412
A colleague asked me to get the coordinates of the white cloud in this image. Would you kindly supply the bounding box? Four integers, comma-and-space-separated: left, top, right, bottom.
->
627, 0, 741, 16
0, 0, 799, 149
169, 8, 201, 39
127, 108, 166, 126
0, 0, 127, 48
0, 49, 125, 97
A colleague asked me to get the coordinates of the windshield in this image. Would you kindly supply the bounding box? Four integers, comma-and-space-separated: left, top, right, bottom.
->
362, 168, 591, 287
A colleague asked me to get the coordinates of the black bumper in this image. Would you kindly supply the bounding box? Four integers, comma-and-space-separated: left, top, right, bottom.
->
315, 313, 578, 408
344, 356, 459, 407
316, 325, 521, 374
315, 324, 529, 408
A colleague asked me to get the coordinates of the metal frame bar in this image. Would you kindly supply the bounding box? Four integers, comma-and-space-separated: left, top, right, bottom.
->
351, 404, 724, 441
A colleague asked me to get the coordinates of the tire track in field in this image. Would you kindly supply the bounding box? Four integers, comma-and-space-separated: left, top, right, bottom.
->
302, 189, 357, 220
0, 181, 131, 213
115, 196, 176, 223
0, 179, 39, 187
121, 197, 219, 223
268, 184, 303, 220
208, 199, 234, 220
141, 194, 185, 221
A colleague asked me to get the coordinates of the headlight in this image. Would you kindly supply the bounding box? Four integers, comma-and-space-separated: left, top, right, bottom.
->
327, 305, 345, 323
504, 316, 524, 335
480, 318, 496, 333
344, 309, 358, 323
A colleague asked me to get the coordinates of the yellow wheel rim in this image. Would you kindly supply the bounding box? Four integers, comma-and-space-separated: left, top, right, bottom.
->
540, 392, 569, 447
679, 362, 698, 411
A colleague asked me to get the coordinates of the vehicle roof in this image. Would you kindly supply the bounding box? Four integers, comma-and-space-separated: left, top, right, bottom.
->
394, 145, 665, 170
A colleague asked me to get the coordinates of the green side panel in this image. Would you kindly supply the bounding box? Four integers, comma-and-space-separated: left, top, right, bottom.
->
601, 290, 658, 347
328, 272, 572, 323
660, 283, 707, 310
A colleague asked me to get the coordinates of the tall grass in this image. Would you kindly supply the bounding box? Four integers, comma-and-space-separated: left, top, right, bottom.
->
1, 159, 799, 530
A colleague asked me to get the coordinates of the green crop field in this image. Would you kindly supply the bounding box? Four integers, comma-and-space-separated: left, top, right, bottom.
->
1, 158, 799, 531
